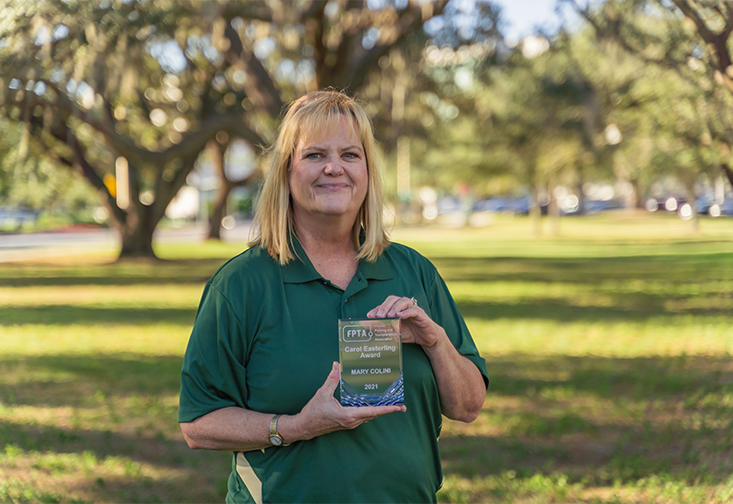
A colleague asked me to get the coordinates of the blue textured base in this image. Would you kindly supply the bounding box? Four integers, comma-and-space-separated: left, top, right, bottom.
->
340, 375, 404, 406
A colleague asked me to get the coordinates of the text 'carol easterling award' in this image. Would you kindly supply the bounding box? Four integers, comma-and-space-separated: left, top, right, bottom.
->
338, 318, 404, 407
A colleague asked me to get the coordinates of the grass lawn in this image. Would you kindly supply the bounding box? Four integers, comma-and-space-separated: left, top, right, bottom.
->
0, 212, 731, 503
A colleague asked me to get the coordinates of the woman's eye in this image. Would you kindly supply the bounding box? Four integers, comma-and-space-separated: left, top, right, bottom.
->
343, 152, 359, 159
305, 153, 321, 159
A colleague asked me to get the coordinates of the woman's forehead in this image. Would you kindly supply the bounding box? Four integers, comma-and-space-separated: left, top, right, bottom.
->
296, 114, 361, 147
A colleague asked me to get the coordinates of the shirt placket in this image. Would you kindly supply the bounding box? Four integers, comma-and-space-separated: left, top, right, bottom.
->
340, 270, 368, 319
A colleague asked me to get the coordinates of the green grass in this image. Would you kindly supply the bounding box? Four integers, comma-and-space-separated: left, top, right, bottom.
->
0, 212, 731, 503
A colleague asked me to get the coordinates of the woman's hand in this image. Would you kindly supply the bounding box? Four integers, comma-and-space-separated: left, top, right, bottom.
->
366, 295, 486, 423
180, 362, 404, 452
366, 295, 442, 350
280, 362, 406, 442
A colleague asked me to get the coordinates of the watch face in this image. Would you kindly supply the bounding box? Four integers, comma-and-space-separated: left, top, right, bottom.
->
269, 435, 283, 446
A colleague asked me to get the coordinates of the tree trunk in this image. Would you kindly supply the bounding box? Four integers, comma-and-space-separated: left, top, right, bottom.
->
208, 181, 234, 240
580, 88, 599, 216
117, 205, 159, 260
206, 139, 231, 240
205, 136, 257, 240
530, 183, 543, 237
690, 207, 700, 233
722, 163, 733, 190
112, 156, 196, 261
575, 161, 585, 216
548, 183, 560, 236
630, 178, 645, 209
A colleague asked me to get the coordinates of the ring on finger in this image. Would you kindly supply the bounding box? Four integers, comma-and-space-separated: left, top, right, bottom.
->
410, 297, 418, 307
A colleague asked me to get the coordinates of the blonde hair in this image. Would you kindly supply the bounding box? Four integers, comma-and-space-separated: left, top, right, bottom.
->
251, 90, 389, 265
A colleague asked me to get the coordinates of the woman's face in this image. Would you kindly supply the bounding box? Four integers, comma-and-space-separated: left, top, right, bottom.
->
289, 115, 368, 224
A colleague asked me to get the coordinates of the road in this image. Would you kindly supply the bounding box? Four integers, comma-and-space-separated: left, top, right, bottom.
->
0, 222, 252, 262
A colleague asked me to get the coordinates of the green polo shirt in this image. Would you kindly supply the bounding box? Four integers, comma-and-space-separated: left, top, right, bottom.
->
179, 239, 488, 504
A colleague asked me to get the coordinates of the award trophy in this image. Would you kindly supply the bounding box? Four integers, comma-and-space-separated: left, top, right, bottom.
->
338, 318, 404, 406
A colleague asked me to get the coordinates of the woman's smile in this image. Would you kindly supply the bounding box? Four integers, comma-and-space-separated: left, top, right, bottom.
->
314, 182, 351, 191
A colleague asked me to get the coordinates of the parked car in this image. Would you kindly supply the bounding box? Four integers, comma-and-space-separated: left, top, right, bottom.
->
0, 206, 38, 232
703, 200, 733, 217
472, 196, 531, 215
696, 196, 733, 217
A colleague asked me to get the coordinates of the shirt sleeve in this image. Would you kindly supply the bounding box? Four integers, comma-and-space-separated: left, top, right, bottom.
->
178, 282, 250, 423
427, 268, 490, 390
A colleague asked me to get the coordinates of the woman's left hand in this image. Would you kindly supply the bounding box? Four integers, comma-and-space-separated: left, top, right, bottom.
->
367, 294, 487, 423
366, 295, 440, 349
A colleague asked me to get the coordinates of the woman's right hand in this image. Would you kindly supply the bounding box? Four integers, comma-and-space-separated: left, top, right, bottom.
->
280, 362, 406, 442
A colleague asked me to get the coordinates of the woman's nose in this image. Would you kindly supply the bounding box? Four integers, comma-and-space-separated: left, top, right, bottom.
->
323, 155, 344, 175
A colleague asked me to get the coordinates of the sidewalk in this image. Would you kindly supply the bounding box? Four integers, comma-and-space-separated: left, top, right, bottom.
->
0, 222, 252, 262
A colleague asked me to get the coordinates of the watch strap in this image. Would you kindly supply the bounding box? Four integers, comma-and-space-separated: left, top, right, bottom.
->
269, 414, 287, 446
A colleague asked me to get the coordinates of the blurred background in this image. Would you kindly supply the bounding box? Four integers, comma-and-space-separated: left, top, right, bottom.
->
1, 0, 732, 259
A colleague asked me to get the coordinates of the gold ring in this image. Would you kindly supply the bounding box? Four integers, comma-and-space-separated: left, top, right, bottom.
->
410, 297, 418, 307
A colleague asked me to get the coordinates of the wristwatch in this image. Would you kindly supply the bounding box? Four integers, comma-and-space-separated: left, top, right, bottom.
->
269, 414, 285, 446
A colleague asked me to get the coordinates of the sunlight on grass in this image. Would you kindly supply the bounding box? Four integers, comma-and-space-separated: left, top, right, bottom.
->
465, 317, 733, 357
0, 325, 191, 356
0, 284, 204, 307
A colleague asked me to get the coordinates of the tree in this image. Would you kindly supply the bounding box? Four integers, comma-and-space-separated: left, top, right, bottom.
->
414, 33, 613, 234
1, 1, 269, 257
668, 0, 733, 189
1, 0, 483, 258
565, 0, 733, 192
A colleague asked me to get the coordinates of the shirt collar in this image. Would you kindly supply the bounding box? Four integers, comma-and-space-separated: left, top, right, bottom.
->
280, 235, 394, 284
281, 235, 322, 284
358, 249, 393, 280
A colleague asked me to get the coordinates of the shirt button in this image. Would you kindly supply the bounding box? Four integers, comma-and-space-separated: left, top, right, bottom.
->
344, 298, 349, 303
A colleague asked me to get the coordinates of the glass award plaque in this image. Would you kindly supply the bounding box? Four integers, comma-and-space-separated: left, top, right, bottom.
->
338, 318, 404, 406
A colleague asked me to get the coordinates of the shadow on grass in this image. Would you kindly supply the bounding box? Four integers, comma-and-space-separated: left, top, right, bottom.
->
0, 353, 231, 502
2, 252, 731, 289
456, 298, 732, 322
2, 352, 731, 409
440, 424, 732, 487
0, 354, 185, 406
439, 352, 733, 488
0, 297, 726, 326
0, 351, 731, 503
0, 305, 197, 326
0, 258, 226, 287
0, 417, 230, 503
1, 417, 198, 468
432, 254, 733, 284
1, 291, 729, 329
484, 352, 733, 402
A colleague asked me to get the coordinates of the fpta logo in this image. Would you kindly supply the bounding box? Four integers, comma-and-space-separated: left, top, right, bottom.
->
342, 325, 373, 342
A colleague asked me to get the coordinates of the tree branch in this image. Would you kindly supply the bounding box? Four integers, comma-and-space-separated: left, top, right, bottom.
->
670, 0, 733, 95
324, 0, 448, 91
16, 81, 266, 165
671, 0, 714, 39
721, 162, 733, 188
152, 155, 198, 224
223, 18, 284, 120
30, 116, 128, 225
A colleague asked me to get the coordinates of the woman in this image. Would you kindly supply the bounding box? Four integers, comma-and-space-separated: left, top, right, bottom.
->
178, 90, 488, 504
